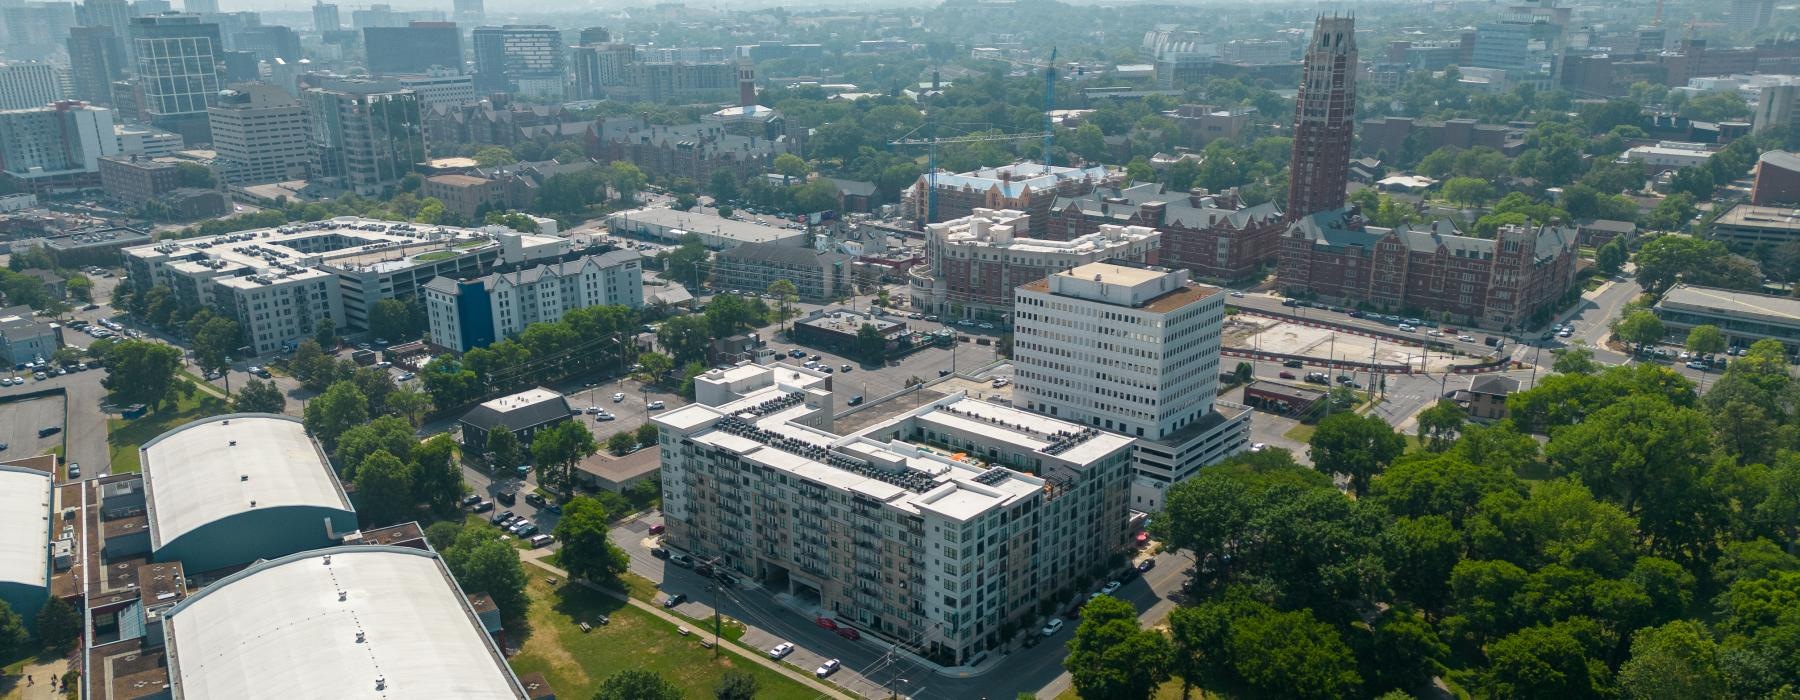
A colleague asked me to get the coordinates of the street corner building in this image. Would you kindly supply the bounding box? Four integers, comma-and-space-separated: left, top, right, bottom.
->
652, 380, 1136, 667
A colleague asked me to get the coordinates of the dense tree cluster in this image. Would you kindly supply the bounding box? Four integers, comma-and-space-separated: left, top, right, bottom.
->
1136, 345, 1800, 698
420, 304, 637, 410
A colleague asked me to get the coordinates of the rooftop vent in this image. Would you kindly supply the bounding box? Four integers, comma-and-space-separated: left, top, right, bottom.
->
229, 440, 237, 447
240, 474, 248, 481
323, 555, 332, 565
375, 678, 386, 691
338, 590, 346, 601
355, 631, 366, 643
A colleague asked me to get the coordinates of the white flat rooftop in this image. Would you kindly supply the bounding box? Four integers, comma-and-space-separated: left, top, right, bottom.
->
164, 547, 525, 699
0, 465, 51, 592
477, 387, 565, 412
140, 414, 350, 551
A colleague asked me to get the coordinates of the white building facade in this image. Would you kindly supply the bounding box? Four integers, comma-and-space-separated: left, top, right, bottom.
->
1013, 260, 1250, 512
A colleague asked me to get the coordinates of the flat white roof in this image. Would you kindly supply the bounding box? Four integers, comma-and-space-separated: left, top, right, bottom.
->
141, 414, 351, 551
477, 386, 565, 412
164, 547, 524, 699
0, 465, 51, 592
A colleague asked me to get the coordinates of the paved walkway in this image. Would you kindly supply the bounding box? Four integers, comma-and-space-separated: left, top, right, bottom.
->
0, 656, 71, 700
516, 549, 857, 699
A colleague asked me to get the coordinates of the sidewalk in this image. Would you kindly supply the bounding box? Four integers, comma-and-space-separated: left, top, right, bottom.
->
516, 549, 857, 699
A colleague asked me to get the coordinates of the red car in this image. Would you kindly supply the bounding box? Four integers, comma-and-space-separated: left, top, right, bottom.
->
1278, 371, 1296, 380
836, 626, 861, 641
648, 524, 666, 535
814, 617, 838, 631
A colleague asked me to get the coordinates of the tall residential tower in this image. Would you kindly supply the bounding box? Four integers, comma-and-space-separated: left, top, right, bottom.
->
1286, 15, 1357, 220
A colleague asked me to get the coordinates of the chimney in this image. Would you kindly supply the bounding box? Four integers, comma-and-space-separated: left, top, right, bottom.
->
1138, 201, 1166, 223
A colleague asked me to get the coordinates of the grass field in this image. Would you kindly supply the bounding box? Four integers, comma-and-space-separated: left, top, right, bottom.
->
506, 573, 818, 700
105, 392, 230, 473
415, 250, 458, 262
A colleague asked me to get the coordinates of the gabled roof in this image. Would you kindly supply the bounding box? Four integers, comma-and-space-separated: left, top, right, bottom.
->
1470, 374, 1520, 396
1051, 182, 1281, 231
719, 241, 848, 268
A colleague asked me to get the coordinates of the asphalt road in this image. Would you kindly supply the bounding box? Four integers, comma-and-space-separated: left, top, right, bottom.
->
609, 513, 1189, 700
0, 362, 109, 481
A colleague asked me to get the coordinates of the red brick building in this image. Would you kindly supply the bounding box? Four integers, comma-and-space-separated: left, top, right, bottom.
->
585, 116, 785, 183
1278, 209, 1580, 329
905, 162, 1118, 236
909, 208, 1160, 325
1753, 150, 1800, 206
1044, 183, 1284, 282
1286, 15, 1358, 220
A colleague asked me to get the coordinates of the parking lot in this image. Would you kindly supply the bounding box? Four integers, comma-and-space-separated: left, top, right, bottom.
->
0, 393, 66, 467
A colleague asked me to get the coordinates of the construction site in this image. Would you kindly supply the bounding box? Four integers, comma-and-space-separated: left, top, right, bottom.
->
1222, 314, 1465, 373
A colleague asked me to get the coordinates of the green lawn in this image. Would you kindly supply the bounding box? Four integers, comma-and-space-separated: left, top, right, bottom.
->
507, 573, 818, 700
105, 392, 230, 473
455, 239, 488, 249
415, 250, 459, 262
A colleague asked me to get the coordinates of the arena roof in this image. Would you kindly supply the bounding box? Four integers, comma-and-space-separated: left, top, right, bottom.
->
0, 465, 52, 591
140, 414, 352, 551
163, 546, 525, 699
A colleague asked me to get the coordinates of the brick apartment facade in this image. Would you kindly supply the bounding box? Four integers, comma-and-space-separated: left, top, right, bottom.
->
421, 173, 505, 221
98, 155, 181, 205
1278, 209, 1580, 329
1044, 183, 1284, 281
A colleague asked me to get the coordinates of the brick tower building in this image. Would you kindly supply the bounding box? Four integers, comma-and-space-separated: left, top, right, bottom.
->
1287, 15, 1358, 220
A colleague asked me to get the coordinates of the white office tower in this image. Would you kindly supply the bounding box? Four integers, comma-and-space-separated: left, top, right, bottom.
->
208, 83, 312, 185
1013, 260, 1251, 512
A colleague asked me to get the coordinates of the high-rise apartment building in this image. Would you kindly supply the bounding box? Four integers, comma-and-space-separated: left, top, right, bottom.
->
0, 61, 64, 110
1013, 260, 1250, 511
234, 24, 299, 63
128, 14, 224, 143
652, 367, 1135, 666
472, 25, 563, 98
364, 21, 462, 75
1286, 15, 1356, 221
310, 0, 337, 31
207, 83, 310, 185
66, 27, 128, 105
0, 101, 119, 190
1, 2, 79, 60
570, 42, 635, 99
1730, 0, 1775, 34
303, 82, 423, 195
451, 0, 480, 28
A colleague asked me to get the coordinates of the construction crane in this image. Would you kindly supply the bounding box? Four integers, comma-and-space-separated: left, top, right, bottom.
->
890, 126, 1051, 224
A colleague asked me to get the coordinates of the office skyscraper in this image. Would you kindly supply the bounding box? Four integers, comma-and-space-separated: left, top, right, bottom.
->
66, 26, 127, 105
209, 83, 311, 184
1013, 260, 1249, 511
0, 101, 119, 186
472, 24, 563, 97
311, 0, 337, 31
1286, 14, 1356, 221
577, 26, 608, 45
1730, 0, 1775, 34
304, 83, 423, 195
364, 21, 461, 75
451, 0, 480, 27
128, 14, 224, 142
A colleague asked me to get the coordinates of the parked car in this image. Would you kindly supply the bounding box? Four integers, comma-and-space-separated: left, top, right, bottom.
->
524, 492, 546, 507
491, 510, 514, 525
1278, 371, 1297, 380
1137, 559, 1157, 572
461, 494, 483, 507
471, 500, 493, 513
528, 534, 554, 548
1229, 291, 1245, 298
815, 659, 841, 677
650, 547, 669, 559
649, 523, 666, 535
1282, 359, 1304, 368
841, 364, 853, 372
252, 367, 272, 378
1100, 580, 1121, 595
814, 616, 838, 631
769, 642, 794, 659
495, 491, 516, 506
595, 412, 615, 421
663, 593, 687, 608
647, 400, 666, 410
1042, 618, 1066, 636
1686, 360, 1710, 370
67, 463, 80, 478
836, 626, 861, 641
38, 426, 60, 437
847, 395, 864, 406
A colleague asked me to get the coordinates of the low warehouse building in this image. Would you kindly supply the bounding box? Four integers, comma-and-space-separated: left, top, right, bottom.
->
160, 546, 530, 699
139, 413, 356, 573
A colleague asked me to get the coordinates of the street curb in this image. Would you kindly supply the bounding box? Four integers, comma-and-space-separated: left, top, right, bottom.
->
518, 556, 858, 699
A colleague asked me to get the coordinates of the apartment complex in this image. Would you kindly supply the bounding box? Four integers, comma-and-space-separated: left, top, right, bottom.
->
653, 378, 1134, 666
713, 243, 854, 302
1046, 183, 1284, 281
909, 208, 1160, 326
906, 162, 1116, 236
1013, 261, 1249, 511
303, 83, 425, 195
0, 101, 119, 192
124, 217, 567, 353
422, 249, 644, 352
1278, 210, 1580, 329
208, 83, 313, 185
